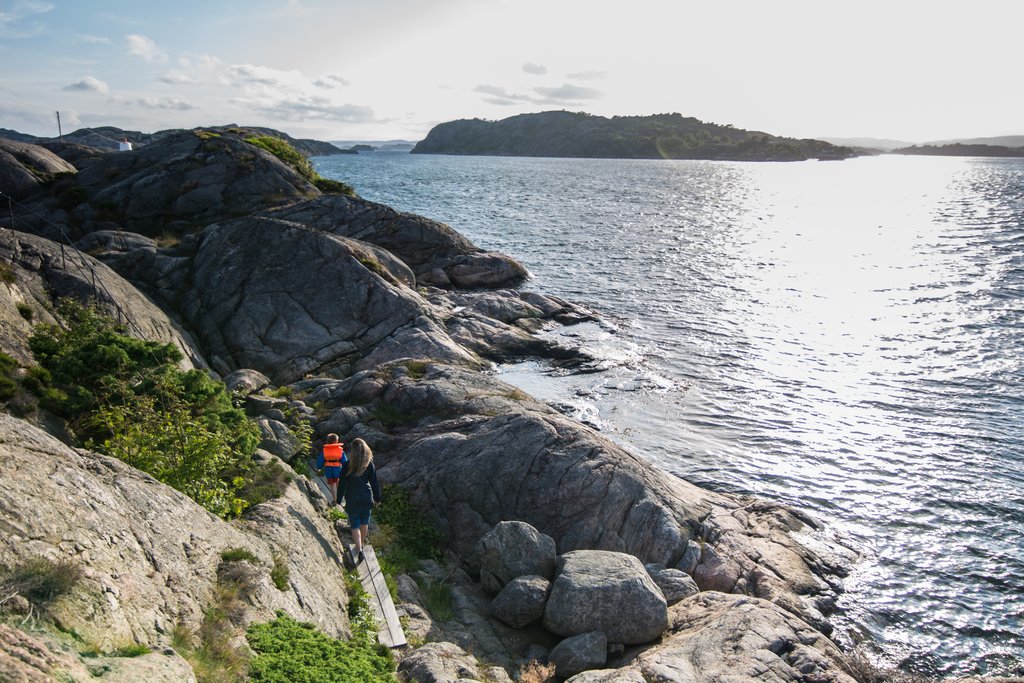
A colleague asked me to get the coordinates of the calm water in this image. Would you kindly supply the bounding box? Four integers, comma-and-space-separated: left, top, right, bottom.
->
315, 152, 1024, 676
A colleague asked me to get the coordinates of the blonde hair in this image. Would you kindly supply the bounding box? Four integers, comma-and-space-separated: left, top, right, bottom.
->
326, 433, 339, 444
346, 438, 373, 477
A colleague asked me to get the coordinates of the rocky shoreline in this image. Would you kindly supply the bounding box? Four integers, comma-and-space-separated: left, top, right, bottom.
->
0, 127, 908, 682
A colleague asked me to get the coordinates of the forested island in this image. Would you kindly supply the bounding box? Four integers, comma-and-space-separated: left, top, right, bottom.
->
411, 111, 856, 161
893, 143, 1024, 157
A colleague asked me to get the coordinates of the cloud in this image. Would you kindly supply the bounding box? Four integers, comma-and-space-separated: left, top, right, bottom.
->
534, 83, 603, 103
248, 95, 379, 123
0, 0, 53, 38
474, 82, 603, 106
567, 70, 607, 81
126, 34, 168, 63
62, 76, 110, 95
522, 62, 547, 75
136, 97, 197, 110
226, 63, 305, 87
158, 71, 194, 85
313, 74, 350, 89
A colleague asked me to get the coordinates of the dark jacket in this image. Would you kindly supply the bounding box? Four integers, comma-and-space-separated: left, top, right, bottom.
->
338, 461, 381, 512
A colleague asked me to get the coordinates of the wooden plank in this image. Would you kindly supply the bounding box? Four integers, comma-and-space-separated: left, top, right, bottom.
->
351, 544, 407, 648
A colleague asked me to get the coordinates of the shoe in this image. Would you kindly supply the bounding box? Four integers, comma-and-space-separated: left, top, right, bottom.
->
357, 550, 365, 564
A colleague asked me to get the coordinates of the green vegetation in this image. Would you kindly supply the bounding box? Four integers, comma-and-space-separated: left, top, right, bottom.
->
0, 557, 82, 611
26, 300, 282, 518
110, 643, 151, 657
194, 130, 222, 140
327, 507, 348, 522
220, 548, 260, 564
0, 263, 14, 283
374, 484, 444, 576
244, 135, 356, 196
416, 576, 453, 623
270, 555, 289, 591
263, 385, 292, 398
413, 111, 855, 162
403, 360, 429, 380
16, 302, 33, 320
247, 611, 394, 682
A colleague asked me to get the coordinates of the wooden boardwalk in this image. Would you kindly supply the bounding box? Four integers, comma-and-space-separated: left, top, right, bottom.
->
310, 464, 407, 648
351, 544, 407, 648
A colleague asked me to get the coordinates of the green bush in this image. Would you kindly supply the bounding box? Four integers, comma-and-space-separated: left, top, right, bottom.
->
16, 302, 33, 321
220, 548, 260, 564
247, 612, 394, 683
244, 135, 356, 197
373, 484, 444, 575
313, 176, 356, 196
270, 555, 289, 591
28, 300, 264, 518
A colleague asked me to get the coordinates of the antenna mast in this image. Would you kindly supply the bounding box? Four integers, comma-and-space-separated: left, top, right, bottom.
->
56, 111, 63, 142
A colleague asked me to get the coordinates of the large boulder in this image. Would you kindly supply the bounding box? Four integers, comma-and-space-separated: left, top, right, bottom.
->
644, 564, 699, 606
543, 550, 668, 645
549, 631, 608, 678
489, 575, 551, 628
476, 521, 557, 594
0, 413, 352, 650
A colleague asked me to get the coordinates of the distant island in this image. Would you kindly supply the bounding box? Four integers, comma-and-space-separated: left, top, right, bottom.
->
892, 143, 1024, 158
411, 111, 856, 161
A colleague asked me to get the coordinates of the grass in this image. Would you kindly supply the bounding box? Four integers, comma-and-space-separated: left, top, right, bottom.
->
373, 484, 444, 574
270, 555, 289, 591
327, 507, 348, 522
262, 385, 292, 398
416, 576, 454, 623
220, 548, 260, 564
404, 360, 429, 380
0, 263, 14, 284
0, 557, 82, 610
16, 302, 33, 321
243, 135, 356, 197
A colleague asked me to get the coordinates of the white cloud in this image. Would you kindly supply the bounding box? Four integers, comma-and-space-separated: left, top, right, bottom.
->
62, 76, 110, 94
534, 83, 602, 102
158, 71, 194, 85
126, 34, 168, 63
567, 70, 607, 81
522, 62, 546, 75
248, 94, 379, 123
313, 74, 350, 89
0, 0, 53, 38
227, 63, 305, 87
136, 96, 198, 110
474, 82, 602, 106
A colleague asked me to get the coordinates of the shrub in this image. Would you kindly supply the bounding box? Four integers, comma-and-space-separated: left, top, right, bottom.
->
247, 612, 394, 683
0, 263, 15, 283
29, 300, 265, 518
0, 557, 82, 609
416, 576, 453, 623
518, 660, 557, 683
220, 548, 260, 564
270, 555, 289, 591
16, 302, 32, 320
243, 135, 357, 198
373, 484, 444, 574
110, 643, 150, 657
314, 176, 356, 196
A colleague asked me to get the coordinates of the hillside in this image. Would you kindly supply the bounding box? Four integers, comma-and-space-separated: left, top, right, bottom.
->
412, 111, 856, 161
2, 124, 345, 157
893, 143, 1024, 158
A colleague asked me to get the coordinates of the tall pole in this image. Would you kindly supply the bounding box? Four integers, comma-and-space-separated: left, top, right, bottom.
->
56, 111, 63, 142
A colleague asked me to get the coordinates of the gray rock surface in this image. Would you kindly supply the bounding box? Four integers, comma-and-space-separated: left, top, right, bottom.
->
543, 550, 667, 645
565, 670, 647, 683
476, 521, 557, 594
396, 641, 486, 683
0, 138, 76, 199
619, 591, 858, 683
256, 418, 302, 460
549, 631, 608, 678
174, 216, 478, 382
0, 413, 352, 650
489, 575, 551, 628
222, 368, 272, 395
0, 230, 205, 369
264, 195, 529, 288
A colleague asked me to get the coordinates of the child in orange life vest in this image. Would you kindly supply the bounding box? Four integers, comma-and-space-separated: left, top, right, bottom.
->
317, 433, 347, 504
338, 438, 382, 563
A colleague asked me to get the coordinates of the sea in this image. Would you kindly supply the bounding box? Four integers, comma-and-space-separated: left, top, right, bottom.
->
313, 151, 1024, 677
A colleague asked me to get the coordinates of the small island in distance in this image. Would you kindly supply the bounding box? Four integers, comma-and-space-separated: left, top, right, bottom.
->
412, 111, 856, 162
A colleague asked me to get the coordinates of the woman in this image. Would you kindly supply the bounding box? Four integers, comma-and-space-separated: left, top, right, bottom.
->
338, 438, 382, 563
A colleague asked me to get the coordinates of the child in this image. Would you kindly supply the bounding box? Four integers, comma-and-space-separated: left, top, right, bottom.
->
317, 433, 346, 504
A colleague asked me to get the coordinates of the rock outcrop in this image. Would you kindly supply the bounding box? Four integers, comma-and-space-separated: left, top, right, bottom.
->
0, 414, 351, 650
0, 138, 77, 199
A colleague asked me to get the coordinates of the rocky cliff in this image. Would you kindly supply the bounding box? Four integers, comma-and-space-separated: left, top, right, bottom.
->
0, 127, 873, 682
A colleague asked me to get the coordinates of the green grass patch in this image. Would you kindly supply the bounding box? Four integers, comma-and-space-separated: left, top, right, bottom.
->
314, 176, 356, 195
416, 576, 453, 623
220, 547, 259, 564
327, 507, 348, 522
16, 302, 33, 321
194, 130, 222, 140
110, 643, 151, 657
0, 263, 14, 284
247, 611, 394, 682
270, 555, 289, 591
243, 135, 356, 197
373, 484, 444, 575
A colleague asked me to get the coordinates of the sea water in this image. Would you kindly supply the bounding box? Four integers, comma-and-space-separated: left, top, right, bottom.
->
315, 152, 1024, 677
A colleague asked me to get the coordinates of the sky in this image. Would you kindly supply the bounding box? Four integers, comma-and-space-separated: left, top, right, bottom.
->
1, 0, 1022, 144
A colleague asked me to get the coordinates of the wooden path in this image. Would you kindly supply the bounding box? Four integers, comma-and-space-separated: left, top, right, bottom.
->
350, 544, 407, 648
308, 462, 407, 648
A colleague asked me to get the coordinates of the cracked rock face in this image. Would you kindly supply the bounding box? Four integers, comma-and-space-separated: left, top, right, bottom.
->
177, 216, 478, 382
0, 138, 77, 200
0, 414, 352, 650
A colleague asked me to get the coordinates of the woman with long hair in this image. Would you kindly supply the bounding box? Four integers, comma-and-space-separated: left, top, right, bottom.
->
338, 438, 382, 563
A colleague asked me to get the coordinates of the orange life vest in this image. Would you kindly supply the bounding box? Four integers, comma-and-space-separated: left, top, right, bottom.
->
323, 442, 344, 468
